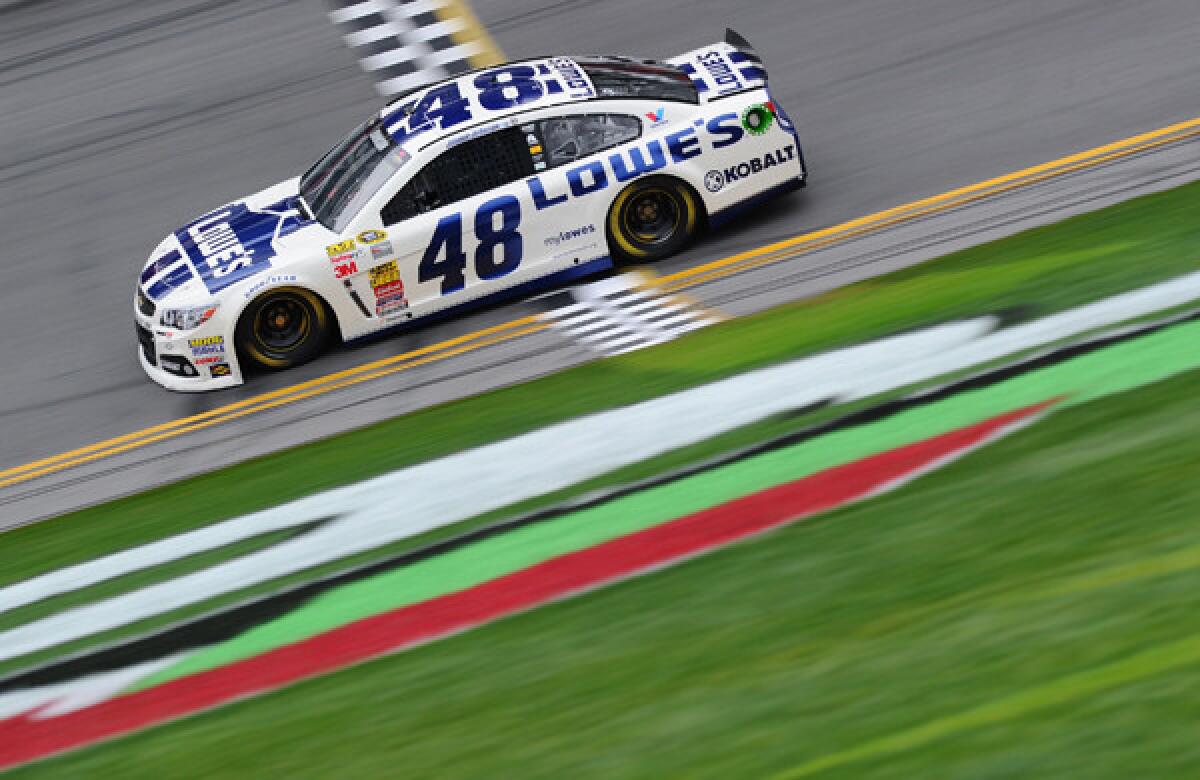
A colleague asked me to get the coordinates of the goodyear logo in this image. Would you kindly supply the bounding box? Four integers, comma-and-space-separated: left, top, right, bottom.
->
326, 239, 355, 257
188, 335, 224, 348
357, 229, 388, 245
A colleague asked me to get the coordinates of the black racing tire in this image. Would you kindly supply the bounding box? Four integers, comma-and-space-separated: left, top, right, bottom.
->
235, 286, 331, 371
606, 175, 703, 263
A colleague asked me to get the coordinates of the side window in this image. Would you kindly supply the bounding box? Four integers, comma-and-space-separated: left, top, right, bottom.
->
381, 128, 534, 225
525, 114, 641, 170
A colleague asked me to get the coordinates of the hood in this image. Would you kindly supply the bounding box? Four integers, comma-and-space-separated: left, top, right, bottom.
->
140, 178, 318, 303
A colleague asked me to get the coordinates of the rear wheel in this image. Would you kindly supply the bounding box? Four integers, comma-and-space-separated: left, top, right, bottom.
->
236, 287, 331, 370
607, 176, 702, 262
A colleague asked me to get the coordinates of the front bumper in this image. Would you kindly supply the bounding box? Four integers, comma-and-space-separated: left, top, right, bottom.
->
134, 313, 243, 392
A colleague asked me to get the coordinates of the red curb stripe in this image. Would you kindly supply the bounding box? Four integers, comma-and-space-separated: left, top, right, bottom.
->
0, 400, 1055, 771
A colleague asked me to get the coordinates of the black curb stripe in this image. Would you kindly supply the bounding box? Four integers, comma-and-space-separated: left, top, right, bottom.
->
339, 14, 390, 35
374, 61, 422, 80
352, 37, 405, 59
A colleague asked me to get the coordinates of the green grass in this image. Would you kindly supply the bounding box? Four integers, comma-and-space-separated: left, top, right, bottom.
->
15, 350, 1200, 778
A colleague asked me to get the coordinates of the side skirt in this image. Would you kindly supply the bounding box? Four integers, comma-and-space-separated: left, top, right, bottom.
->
345, 255, 614, 345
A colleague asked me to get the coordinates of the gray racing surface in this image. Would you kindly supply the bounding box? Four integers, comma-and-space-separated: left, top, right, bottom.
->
1, 0, 1198, 520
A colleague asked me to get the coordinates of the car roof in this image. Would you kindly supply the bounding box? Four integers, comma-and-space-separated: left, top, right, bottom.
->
376, 56, 685, 149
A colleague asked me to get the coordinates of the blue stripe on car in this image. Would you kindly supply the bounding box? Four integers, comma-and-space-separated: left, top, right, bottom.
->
146, 262, 194, 300
140, 249, 182, 284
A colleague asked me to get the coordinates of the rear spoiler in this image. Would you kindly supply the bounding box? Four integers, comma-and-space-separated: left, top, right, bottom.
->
667, 28, 768, 101
725, 28, 762, 64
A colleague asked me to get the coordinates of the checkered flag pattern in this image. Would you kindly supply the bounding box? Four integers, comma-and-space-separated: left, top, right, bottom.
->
327, 0, 494, 95
539, 273, 723, 356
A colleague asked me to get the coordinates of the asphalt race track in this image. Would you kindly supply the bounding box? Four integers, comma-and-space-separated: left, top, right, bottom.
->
1, 0, 1198, 525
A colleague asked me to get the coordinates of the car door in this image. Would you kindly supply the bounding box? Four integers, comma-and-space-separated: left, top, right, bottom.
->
376, 127, 539, 316
517, 112, 642, 263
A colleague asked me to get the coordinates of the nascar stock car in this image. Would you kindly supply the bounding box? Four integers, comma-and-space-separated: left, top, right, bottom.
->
134, 30, 807, 390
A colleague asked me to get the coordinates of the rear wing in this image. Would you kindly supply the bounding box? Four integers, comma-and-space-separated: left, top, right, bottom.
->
667, 28, 767, 101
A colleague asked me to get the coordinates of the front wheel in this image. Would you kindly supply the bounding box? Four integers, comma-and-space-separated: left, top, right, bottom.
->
607, 176, 702, 263
236, 287, 331, 370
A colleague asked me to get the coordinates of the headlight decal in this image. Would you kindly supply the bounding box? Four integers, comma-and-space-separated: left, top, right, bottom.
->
159, 304, 219, 330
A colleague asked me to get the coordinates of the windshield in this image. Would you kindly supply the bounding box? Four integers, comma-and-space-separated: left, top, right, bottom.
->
299, 118, 411, 233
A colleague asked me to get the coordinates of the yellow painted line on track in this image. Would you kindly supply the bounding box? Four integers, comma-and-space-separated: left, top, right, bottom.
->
0, 323, 550, 487
0, 317, 546, 488
2, 115, 1199, 491
435, 0, 506, 69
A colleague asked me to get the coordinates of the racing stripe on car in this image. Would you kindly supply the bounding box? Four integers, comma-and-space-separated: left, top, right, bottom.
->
327, 0, 502, 95
537, 272, 723, 356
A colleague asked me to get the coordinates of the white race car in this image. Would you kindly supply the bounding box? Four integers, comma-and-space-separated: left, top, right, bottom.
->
134, 30, 807, 390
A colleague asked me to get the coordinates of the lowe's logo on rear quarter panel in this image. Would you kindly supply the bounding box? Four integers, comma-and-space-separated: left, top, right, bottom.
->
177, 202, 286, 294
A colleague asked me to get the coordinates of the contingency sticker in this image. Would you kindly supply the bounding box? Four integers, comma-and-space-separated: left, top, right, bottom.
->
326, 239, 355, 257
369, 261, 408, 317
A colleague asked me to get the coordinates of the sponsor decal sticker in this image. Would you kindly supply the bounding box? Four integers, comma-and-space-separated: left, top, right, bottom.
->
368, 261, 400, 289
369, 260, 409, 316
370, 242, 395, 260
376, 295, 408, 317
332, 247, 366, 279
244, 274, 298, 299
741, 103, 775, 135
326, 239, 355, 257
697, 50, 742, 94
210, 362, 231, 377
549, 56, 594, 98
645, 107, 666, 125
705, 144, 796, 190
188, 335, 225, 360
544, 224, 597, 247
176, 199, 302, 294
356, 230, 387, 245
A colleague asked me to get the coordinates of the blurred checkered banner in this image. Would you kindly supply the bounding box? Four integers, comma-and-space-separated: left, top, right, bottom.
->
538, 274, 724, 356
327, 0, 501, 95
